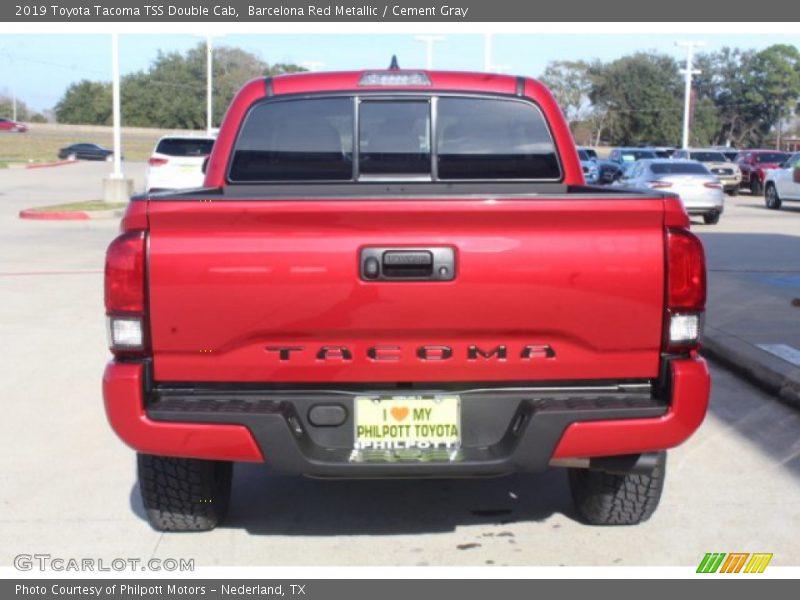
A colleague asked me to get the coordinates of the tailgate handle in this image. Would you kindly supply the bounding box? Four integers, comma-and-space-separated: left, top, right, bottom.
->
361, 248, 455, 281
383, 251, 433, 278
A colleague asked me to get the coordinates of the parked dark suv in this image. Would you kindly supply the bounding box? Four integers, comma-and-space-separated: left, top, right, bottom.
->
597, 147, 659, 184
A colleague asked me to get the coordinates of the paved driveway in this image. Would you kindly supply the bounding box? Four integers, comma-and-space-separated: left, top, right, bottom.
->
1, 167, 798, 567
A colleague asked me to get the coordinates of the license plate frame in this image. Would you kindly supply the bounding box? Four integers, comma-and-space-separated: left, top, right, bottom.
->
353, 395, 461, 457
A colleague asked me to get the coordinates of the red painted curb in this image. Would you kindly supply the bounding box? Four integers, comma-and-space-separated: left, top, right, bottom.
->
19, 209, 90, 220
25, 160, 77, 170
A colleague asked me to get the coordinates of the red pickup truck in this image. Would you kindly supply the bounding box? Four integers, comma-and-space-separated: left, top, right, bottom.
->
103, 69, 710, 531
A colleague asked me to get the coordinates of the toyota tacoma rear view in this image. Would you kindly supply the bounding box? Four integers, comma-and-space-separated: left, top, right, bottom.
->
103, 68, 711, 531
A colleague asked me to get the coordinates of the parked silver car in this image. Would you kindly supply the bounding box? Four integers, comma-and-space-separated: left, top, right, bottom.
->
613, 159, 725, 224
671, 148, 741, 194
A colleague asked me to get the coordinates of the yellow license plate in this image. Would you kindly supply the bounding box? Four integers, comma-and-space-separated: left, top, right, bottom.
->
354, 395, 460, 452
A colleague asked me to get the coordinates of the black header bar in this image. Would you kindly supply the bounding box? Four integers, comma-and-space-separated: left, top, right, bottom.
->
2, 0, 798, 22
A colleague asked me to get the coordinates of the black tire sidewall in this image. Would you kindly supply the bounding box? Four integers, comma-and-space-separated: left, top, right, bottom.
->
765, 184, 781, 210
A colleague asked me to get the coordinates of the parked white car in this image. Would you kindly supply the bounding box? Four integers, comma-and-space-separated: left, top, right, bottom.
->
614, 159, 725, 224
145, 135, 216, 193
764, 152, 800, 210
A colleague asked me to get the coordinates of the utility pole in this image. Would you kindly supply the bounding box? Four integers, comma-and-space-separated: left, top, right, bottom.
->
414, 35, 444, 70
676, 41, 706, 149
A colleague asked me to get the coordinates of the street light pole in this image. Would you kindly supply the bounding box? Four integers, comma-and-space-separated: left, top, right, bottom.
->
111, 32, 122, 179
677, 40, 706, 150
206, 35, 213, 134
301, 61, 325, 71
103, 32, 132, 203
5, 49, 17, 121
414, 35, 444, 70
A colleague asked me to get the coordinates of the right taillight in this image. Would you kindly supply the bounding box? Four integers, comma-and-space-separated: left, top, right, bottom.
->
105, 230, 147, 356
665, 228, 706, 352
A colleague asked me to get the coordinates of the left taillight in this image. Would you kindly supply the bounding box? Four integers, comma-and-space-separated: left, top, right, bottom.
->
105, 230, 147, 356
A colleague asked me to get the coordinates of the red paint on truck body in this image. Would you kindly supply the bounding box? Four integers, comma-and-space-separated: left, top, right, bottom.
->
146, 197, 666, 383
103, 69, 710, 469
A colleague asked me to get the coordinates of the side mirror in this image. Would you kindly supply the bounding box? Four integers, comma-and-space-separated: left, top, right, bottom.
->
201, 157, 209, 174
793, 166, 800, 184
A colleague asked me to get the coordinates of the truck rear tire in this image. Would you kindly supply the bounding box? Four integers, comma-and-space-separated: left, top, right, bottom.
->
137, 454, 233, 532
703, 212, 721, 225
567, 451, 666, 525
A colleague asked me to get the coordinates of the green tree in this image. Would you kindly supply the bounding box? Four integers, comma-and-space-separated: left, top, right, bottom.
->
587, 52, 722, 147
54, 44, 306, 128
588, 52, 685, 146
540, 60, 591, 124
0, 94, 47, 122
0, 95, 22, 119
749, 44, 800, 147
54, 80, 112, 125
689, 96, 721, 147
120, 44, 306, 128
695, 48, 763, 146
695, 45, 800, 147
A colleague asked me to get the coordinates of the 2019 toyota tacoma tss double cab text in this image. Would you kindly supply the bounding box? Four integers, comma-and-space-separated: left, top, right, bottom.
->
103, 69, 710, 531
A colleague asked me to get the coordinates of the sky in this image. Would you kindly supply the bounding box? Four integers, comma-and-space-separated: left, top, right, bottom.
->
1, 33, 798, 112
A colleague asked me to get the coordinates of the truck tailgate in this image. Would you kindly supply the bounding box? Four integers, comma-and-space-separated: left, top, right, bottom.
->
146, 197, 665, 383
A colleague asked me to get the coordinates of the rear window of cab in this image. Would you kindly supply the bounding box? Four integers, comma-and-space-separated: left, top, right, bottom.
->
156, 138, 215, 157
228, 95, 562, 182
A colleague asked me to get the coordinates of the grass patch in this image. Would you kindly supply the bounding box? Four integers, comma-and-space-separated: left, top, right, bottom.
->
28, 200, 127, 212
0, 124, 193, 163
0, 161, 7, 169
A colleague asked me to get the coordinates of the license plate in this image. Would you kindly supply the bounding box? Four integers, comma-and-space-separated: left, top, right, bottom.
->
353, 395, 460, 456
180, 165, 198, 173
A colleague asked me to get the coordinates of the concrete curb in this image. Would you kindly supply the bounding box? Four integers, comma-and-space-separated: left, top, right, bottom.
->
24, 160, 78, 170
19, 208, 123, 221
702, 328, 800, 410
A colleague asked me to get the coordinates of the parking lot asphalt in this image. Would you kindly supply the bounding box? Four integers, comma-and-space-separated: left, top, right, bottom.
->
1, 164, 799, 567
694, 196, 800, 407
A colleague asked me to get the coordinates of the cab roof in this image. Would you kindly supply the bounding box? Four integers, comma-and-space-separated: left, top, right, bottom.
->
261, 69, 549, 99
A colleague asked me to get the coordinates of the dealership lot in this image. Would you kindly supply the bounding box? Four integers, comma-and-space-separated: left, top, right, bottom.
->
1, 163, 799, 567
